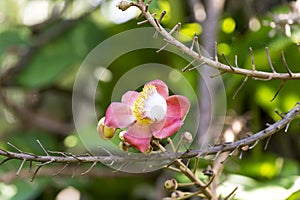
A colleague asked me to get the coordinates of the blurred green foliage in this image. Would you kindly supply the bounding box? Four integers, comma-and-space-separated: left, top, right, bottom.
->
0, 0, 299, 199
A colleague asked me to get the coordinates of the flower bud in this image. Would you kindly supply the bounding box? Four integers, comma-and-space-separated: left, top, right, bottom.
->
164, 179, 178, 191
171, 190, 185, 198
97, 117, 116, 140
181, 131, 193, 143
116, 1, 132, 11
119, 130, 126, 141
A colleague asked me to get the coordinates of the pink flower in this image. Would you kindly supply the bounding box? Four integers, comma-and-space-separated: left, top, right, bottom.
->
98, 80, 190, 153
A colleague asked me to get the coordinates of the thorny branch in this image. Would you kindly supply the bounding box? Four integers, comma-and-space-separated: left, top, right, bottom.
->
0, 104, 299, 170
127, 1, 300, 81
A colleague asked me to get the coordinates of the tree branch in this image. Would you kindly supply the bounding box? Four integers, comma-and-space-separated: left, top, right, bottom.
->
128, 1, 300, 80
0, 104, 298, 165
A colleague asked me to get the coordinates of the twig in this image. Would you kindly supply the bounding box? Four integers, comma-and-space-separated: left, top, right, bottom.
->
0, 105, 298, 175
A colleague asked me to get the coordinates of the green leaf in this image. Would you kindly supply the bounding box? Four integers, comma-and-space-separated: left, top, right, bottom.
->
16, 19, 107, 89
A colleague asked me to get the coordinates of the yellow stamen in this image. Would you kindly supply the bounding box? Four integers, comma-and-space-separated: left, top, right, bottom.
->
132, 84, 156, 125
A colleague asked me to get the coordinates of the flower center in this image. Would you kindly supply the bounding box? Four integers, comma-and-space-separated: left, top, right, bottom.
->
132, 84, 167, 125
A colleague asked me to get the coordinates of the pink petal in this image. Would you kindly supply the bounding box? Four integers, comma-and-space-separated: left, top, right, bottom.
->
121, 91, 139, 106
151, 117, 183, 139
146, 80, 169, 98
166, 95, 190, 119
124, 123, 152, 152
104, 102, 135, 128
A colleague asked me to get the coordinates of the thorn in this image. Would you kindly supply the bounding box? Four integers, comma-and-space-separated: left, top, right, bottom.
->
158, 11, 166, 23
221, 146, 240, 164
203, 174, 215, 188
264, 136, 272, 150
193, 157, 199, 173
249, 140, 259, 149
224, 186, 238, 200
81, 161, 97, 175
36, 140, 49, 156
156, 43, 169, 53
275, 109, 285, 118
29, 161, 32, 173
72, 162, 81, 178
188, 62, 205, 71
169, 23, 181, 36
194, 35, 202, 58
16, 159, 26, 176
249, 47, 255, 71
214, 41, 218, 62
234, 55, 239, 68
233, 76, 249, 100
31, 165, 42, 182
153, 18, 161, 31
0, 158, 12, 166
281, 51, 293, 77
222, 53, 235, 71
167, 138, 176, 152
182, 60, 196, 72
174, 22, 181, 40
210, 70, 226, 78
285, 122, 290, 133
265, 47, 276, 73
212, 151, 221, 161
7, 142, 23, 153
239, 151, 243, 159
137, 19, 149, 25
190, 33, 196, 50
36, 159, 55, 166
253, 76, 272, 81
271, 80, 286, 102
53, 163, 69, 176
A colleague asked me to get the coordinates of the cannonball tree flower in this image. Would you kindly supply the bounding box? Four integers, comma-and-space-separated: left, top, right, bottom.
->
98, 80, 190, 153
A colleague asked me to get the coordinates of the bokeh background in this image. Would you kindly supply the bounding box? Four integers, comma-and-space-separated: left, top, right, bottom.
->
0, 0, 300, 199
